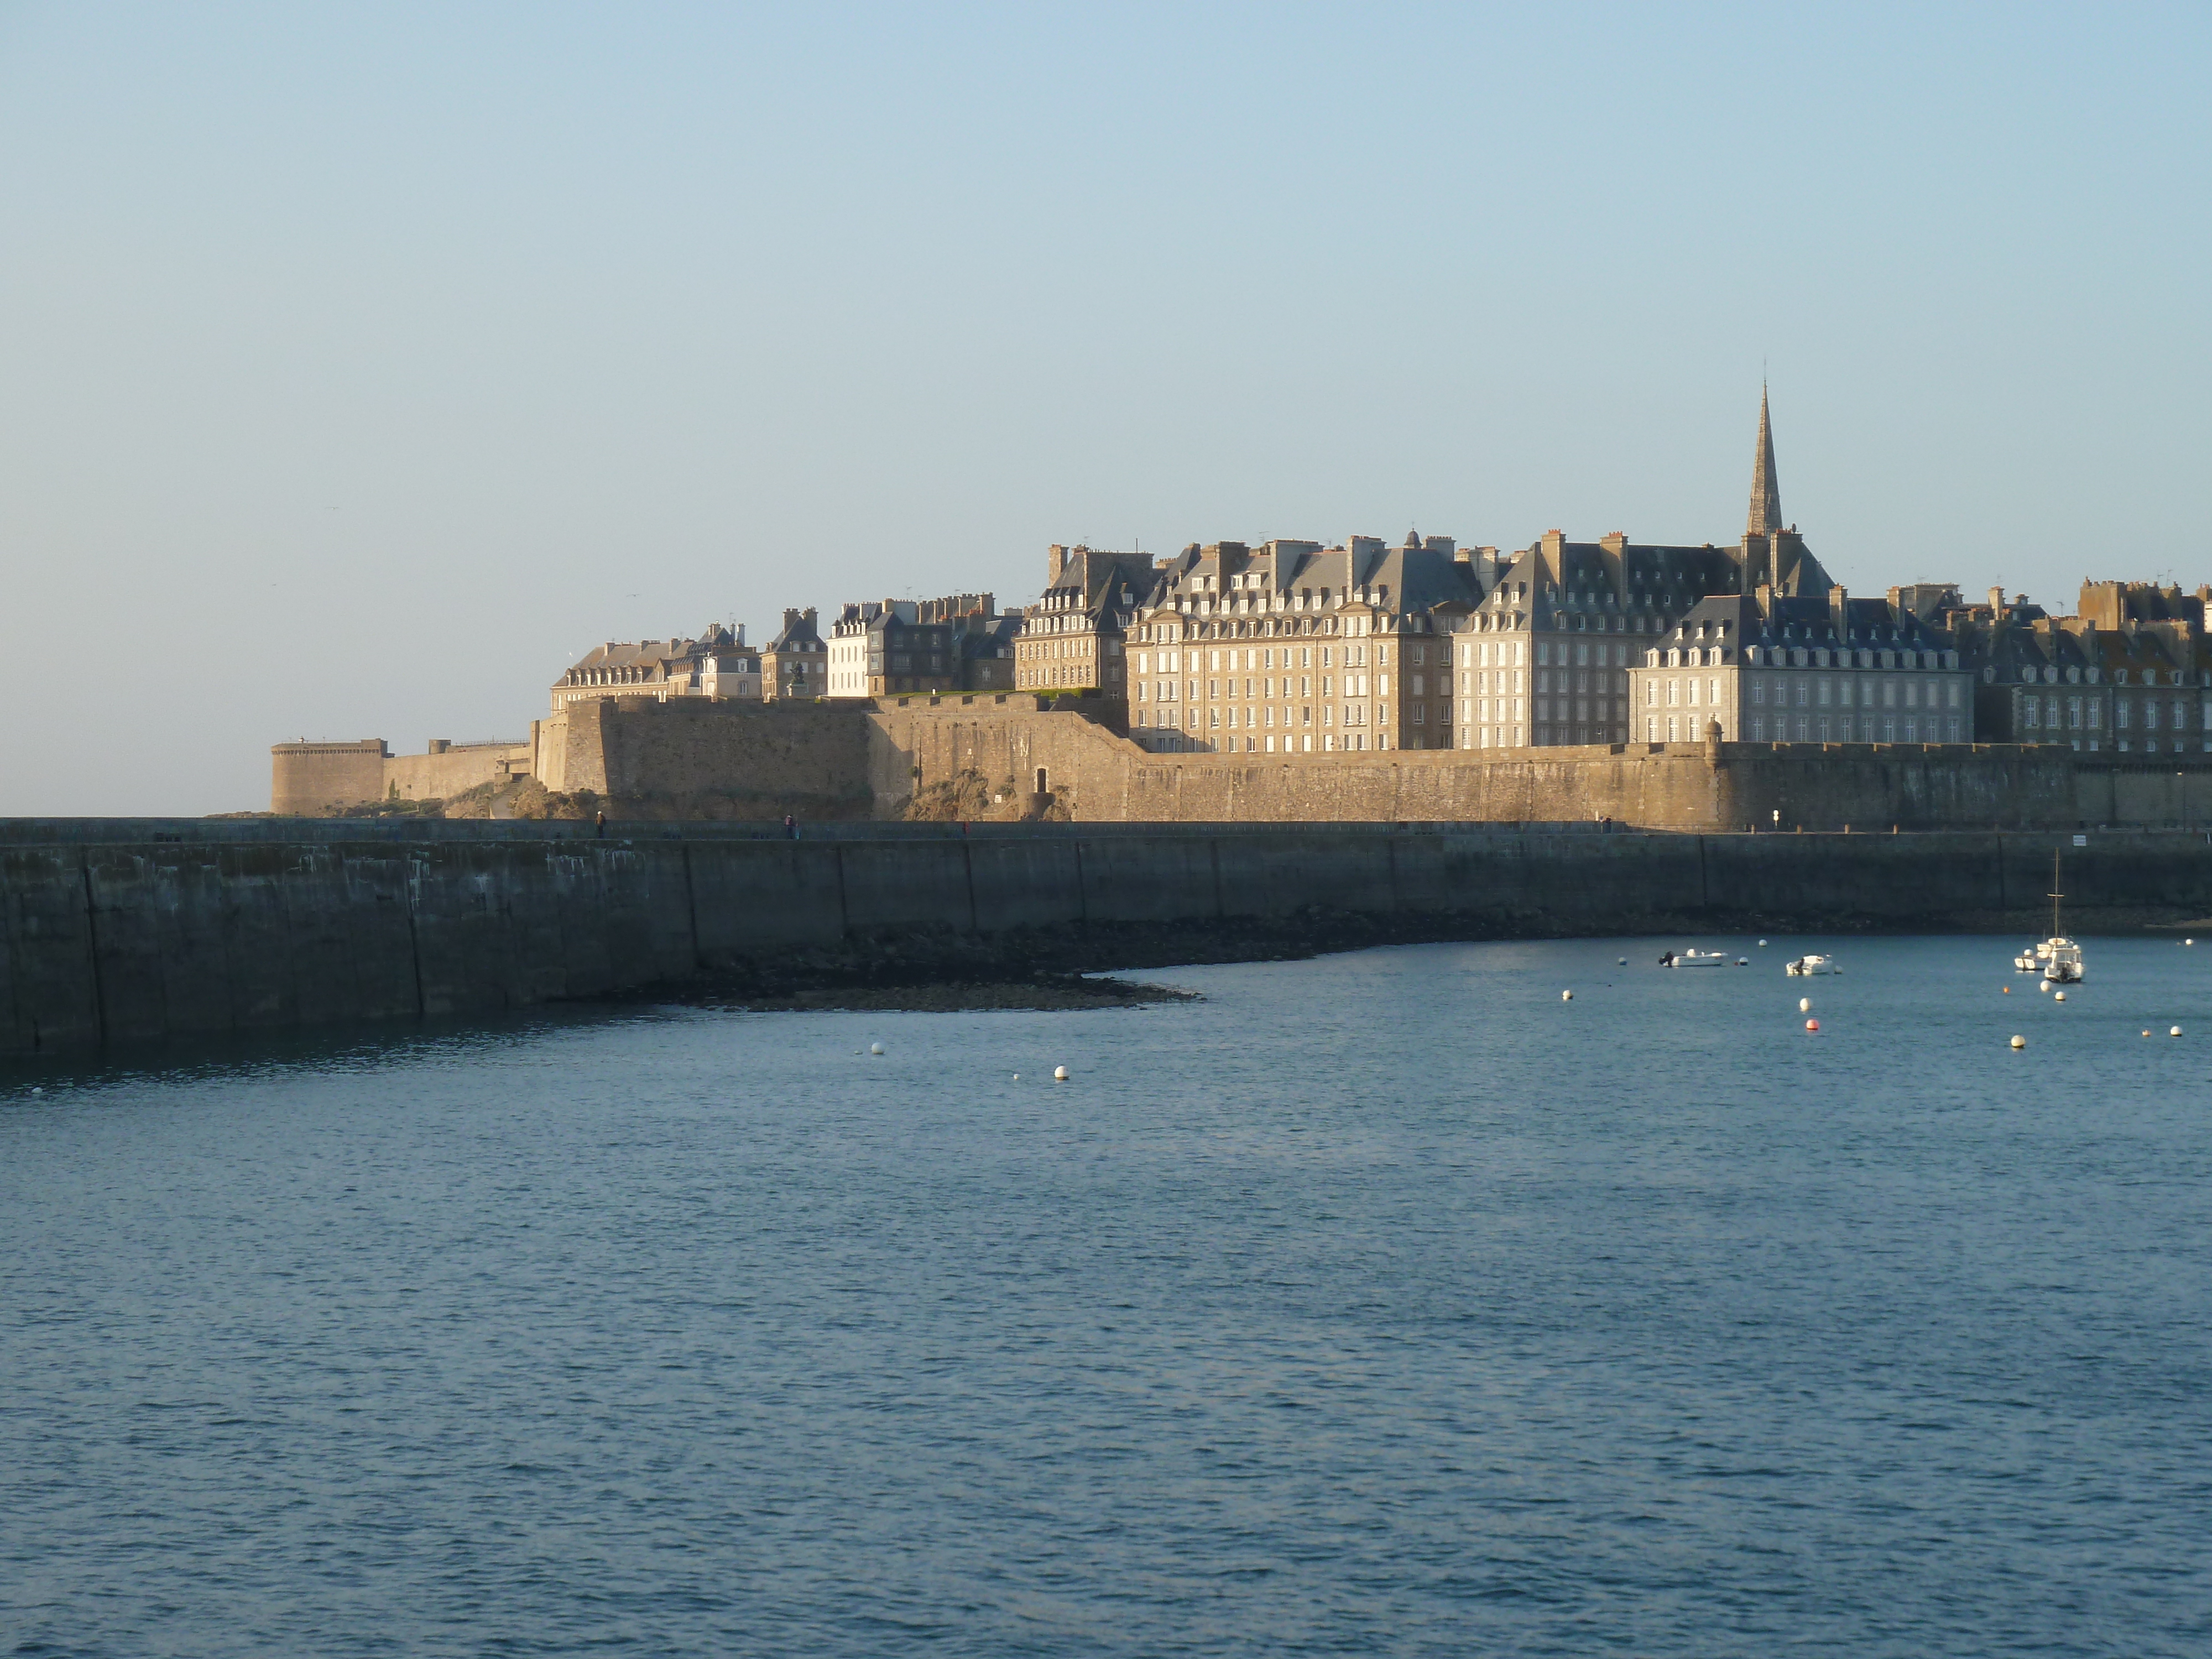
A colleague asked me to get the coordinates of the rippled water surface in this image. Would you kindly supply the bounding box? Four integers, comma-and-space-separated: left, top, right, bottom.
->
6, 935, 2212, 1656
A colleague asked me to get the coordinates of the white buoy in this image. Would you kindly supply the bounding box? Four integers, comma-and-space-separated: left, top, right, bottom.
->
1759, 939, 1768, 947
870, 1042, 884, 1055
1011, 1073, 1020, 1081
2010, 1035, 2026, 1048
29, 1086, 41, 1094
2039, 981, 2051, 993
1798, 997, 1811, 1013
2053, 991, 2065, 1001
2172, 1026, 2183, 1037
1562, 989, 1574, 1001
1052, 1064, 1070, 1080
1618, 957, 1627, 966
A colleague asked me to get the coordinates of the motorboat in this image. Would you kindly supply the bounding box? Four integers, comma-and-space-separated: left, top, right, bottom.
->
2013, 945, 2041, 972
1785, 954, 1838, 976
2040, 850, 2084, 984
1659, 948, 1731, 968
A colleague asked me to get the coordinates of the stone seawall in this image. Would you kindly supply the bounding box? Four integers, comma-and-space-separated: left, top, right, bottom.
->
7, 824, 2211, 1057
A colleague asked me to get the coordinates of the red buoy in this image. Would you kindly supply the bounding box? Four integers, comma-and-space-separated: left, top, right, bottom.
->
1805, 1019, 1820, 1032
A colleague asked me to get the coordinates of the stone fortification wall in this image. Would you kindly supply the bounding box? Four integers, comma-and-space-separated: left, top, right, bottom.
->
383, 740, 529, 804
10, 824, 2212, 1057
543, 696, 875, 820
270, 740, 388, 815
280, 698, 2212, 832
270, 738, 527, 813
869, 702, 2098, 831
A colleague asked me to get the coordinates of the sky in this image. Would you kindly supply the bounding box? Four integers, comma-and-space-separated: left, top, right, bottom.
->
2, 2, 2208, 815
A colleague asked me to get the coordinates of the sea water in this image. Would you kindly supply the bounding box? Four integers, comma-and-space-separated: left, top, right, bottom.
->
4, 936, 2209, 1656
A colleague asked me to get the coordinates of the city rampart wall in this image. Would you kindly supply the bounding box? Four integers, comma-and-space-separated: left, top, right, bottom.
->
382, 741, 530, 803
869, 702, 2104, 831
283, 699, 2212, 832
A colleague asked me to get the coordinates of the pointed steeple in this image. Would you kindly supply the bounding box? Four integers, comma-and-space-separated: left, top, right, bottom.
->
1747, 383, 1782, 538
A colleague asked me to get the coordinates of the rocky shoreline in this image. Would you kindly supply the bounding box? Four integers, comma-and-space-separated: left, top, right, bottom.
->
684, 972, 1201, 1014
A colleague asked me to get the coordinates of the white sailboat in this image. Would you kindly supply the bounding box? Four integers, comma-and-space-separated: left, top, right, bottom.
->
2041, 850, 2083, 984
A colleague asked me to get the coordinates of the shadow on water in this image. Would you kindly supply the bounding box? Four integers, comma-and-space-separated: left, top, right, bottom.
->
0, 998, 669, 1103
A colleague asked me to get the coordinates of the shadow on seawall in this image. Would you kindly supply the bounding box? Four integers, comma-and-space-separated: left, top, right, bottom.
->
5, 822, 2209, 1058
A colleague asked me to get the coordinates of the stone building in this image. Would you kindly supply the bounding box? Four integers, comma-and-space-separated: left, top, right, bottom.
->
829, 593, 1014, 698
1627, 590, 1970, 746
1013, 547, 1157, 726
953, 607, 1022, 693
1946, 583, 2212, 753
1126, 531, 1484, 753
550, 624, 759, 714
1454, 389, 1833, 750
760, 608, 826, 702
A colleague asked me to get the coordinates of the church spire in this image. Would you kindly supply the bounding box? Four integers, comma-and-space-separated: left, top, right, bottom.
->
1747, 383, 1782, 538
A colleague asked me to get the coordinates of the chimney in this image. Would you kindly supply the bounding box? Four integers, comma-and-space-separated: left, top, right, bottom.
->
1046, 544, 1068, 586
1988, 586, 2004, 612
1598, 531, 1627, 554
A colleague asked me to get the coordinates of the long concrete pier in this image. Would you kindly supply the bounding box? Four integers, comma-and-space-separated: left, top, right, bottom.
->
6, 820, 2210, 1056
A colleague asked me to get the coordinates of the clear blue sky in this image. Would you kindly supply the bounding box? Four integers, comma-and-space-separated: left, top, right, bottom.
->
3, 3, 2206, 813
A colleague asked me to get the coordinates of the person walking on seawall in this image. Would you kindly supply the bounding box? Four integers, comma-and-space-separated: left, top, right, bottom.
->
594, 810, 606, 840
784, 814, 797, 841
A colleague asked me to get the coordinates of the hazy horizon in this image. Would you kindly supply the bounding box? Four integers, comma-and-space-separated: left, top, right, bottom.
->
4, 3, 2208, 815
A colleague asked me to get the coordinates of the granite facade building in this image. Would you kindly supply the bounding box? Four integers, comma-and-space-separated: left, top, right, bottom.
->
1944, 582, 2212, 753
551, 624, 760, 714
1628, 591, 1969, 746
830, 593, 1017, 698
760, 608, 827, 702
1126, 533, 1484, 753
1013, 546, 1156, 727
1455, 389, 1836, 749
